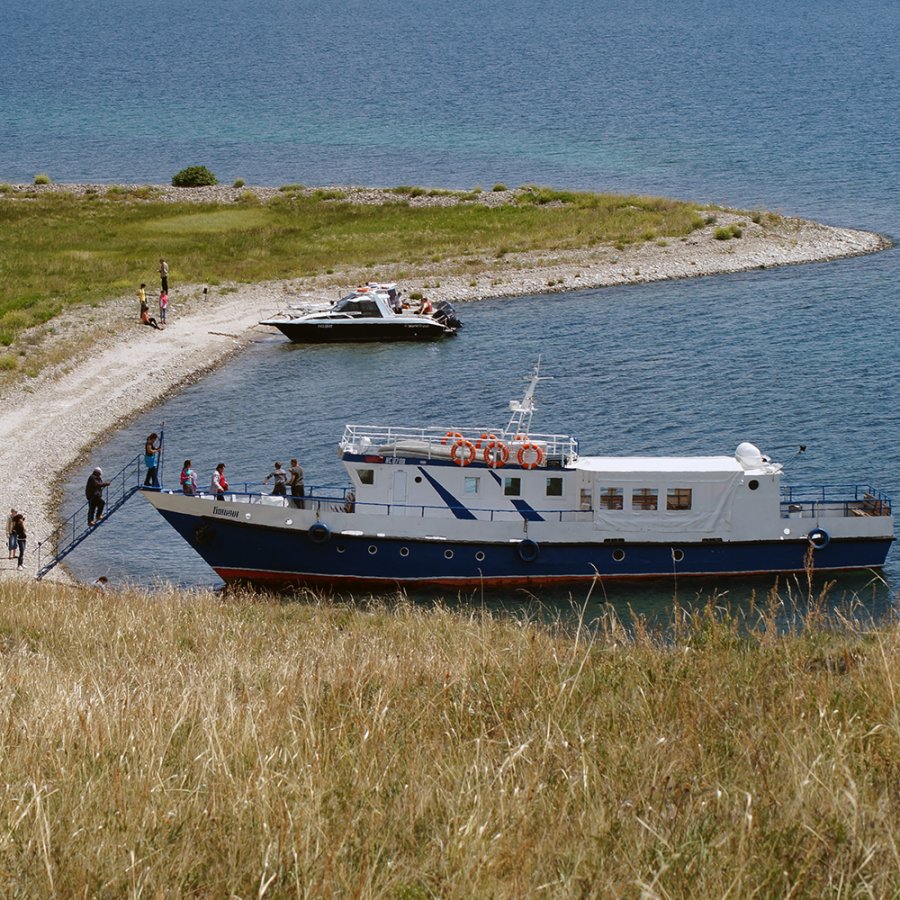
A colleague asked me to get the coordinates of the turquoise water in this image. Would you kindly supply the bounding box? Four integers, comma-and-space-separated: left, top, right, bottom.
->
5, 0, 898, 613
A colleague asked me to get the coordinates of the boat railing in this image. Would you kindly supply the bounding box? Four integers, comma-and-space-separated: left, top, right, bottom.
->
340, 424, 579, 462
780, 484, 892, 519
168, 483, 592, 522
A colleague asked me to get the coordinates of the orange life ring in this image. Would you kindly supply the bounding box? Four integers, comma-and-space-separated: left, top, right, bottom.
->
517, 443, 544, 469
483, 439, 509, 468
441, 430, 463, 445
451, 439, 477, 466
475, 432, 497, 448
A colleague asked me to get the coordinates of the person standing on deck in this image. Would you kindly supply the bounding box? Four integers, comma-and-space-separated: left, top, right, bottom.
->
265, 462, 288, 496
289, 458, 305, 509
159, 258, 169, 293
144, 433, 161, 487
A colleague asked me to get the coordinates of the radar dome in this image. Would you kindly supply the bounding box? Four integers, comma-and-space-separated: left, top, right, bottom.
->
735, 442, 765, 469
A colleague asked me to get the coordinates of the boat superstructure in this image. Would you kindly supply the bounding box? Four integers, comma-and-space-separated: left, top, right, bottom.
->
142, 363, 894, 588
259, 283, 461, 343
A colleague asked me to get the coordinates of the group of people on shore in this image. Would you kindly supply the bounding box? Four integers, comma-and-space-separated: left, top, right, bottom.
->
138, 258, 170, 330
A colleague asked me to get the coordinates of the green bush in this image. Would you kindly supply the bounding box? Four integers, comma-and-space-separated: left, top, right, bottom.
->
714, 224, 744, 241
171, 166, 218, 188
33, 173, 52, 185
232, 178, 245, 188
492, 183, 508, 192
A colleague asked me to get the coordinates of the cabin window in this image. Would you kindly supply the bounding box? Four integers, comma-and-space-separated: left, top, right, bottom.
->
667, 487, 693, 510
632, 488, 658, 511
357, 468, 374, 485
546, 477, 563, 497
503, 477, 521, 497
599, 487, 623, 510
464, 476, 480, 495
580, 488, 592, 510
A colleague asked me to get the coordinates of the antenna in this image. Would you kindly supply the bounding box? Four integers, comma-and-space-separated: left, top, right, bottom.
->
503, 357, 551, 437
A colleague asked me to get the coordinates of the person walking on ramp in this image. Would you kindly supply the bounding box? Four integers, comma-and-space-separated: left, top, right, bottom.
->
86, 467, 111, 526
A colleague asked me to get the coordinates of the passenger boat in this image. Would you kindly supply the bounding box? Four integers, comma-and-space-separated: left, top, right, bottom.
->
141, 363, 894, 589
259, 283, 461, 342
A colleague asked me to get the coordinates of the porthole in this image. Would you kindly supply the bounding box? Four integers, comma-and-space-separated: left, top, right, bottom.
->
748, 479, 759, 491
672, 549, 684, 562
336, 544, 346, 554
368, 545, 378, 555
414, 476, 423, 483
475, 551, 485, 562
400, 547, 409, 557
284, 518, 293, 526
612, 548, 626, 562
444, 549, 454, 560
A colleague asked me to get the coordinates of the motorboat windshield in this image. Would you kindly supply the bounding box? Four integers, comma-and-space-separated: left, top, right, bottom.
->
332, 296, 385, 318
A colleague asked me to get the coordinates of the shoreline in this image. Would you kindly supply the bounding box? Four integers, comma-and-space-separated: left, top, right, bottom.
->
0, 186, 890, 583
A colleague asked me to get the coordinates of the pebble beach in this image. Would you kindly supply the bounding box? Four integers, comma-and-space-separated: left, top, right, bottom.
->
0, 184, 889, 584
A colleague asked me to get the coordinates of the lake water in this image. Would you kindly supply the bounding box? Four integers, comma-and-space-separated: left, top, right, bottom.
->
5, 0, 898, 616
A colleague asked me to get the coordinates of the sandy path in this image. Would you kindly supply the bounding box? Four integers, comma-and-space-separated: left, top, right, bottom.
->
0, 215, 888, 583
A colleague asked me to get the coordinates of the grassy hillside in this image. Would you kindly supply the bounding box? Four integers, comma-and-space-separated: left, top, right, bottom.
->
0, 579, 896, 896
0, 187, 707, 354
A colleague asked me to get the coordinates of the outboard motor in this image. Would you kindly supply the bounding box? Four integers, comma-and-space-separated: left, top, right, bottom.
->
432, 299, 462, 330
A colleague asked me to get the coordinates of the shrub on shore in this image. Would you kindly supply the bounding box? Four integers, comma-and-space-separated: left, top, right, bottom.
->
33, 172, 52, 185
171, 165, 218, 187
0, 578, 896, 895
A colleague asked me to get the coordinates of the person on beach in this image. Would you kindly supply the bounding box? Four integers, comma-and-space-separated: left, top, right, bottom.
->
288, 458, 305, 509
12, 513, 26, 569
140, 305, 162, 329
180, 460, 198, 496
138, 283, 146, 310
7, 508, 18, 559
86, 468, 111, 526
159, 258, 169, 293
144, 432, 161, 487
159, 289, 168, 325
265, 461, 288, 496
211, 463, 228, 501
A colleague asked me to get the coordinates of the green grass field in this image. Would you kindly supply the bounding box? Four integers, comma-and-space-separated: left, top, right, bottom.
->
0, 188, 708, 355
0, 579, 896, 896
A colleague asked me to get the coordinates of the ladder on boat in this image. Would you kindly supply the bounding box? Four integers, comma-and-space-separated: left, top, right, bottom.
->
35, 449, 158, 581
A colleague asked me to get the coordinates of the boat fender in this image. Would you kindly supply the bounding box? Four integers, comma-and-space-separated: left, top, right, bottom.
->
517, 538, 540, 563
808, 528, 830, 550
517, 443, 544, 469
450, 438, 477, 467
309, 522, 331, 544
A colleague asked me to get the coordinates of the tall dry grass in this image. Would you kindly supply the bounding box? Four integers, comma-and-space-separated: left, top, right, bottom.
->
0, 579, 896, 896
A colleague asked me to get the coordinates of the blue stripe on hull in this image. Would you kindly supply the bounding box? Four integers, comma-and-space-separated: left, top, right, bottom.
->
155, 509, 893, 588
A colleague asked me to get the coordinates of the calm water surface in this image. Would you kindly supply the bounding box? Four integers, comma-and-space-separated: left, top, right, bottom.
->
4, 0, 897, 617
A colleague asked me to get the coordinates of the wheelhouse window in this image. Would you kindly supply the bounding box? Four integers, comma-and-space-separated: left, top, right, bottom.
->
632, 488, 658, 511
667, 487, 693, 510
546, 477, 563, 497
503, 477, 521, 497
464, 476, 480, 495
357, 468, 374, 485
599, 487, 623, 510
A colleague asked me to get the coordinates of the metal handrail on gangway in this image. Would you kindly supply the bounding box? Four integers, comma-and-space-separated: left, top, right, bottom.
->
35, 435, 163, 580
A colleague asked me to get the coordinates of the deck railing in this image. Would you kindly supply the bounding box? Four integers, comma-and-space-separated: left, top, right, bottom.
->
780, 484, 892, 519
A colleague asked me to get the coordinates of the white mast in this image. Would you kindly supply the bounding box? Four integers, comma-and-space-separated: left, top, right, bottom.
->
503, 358, 550, 437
